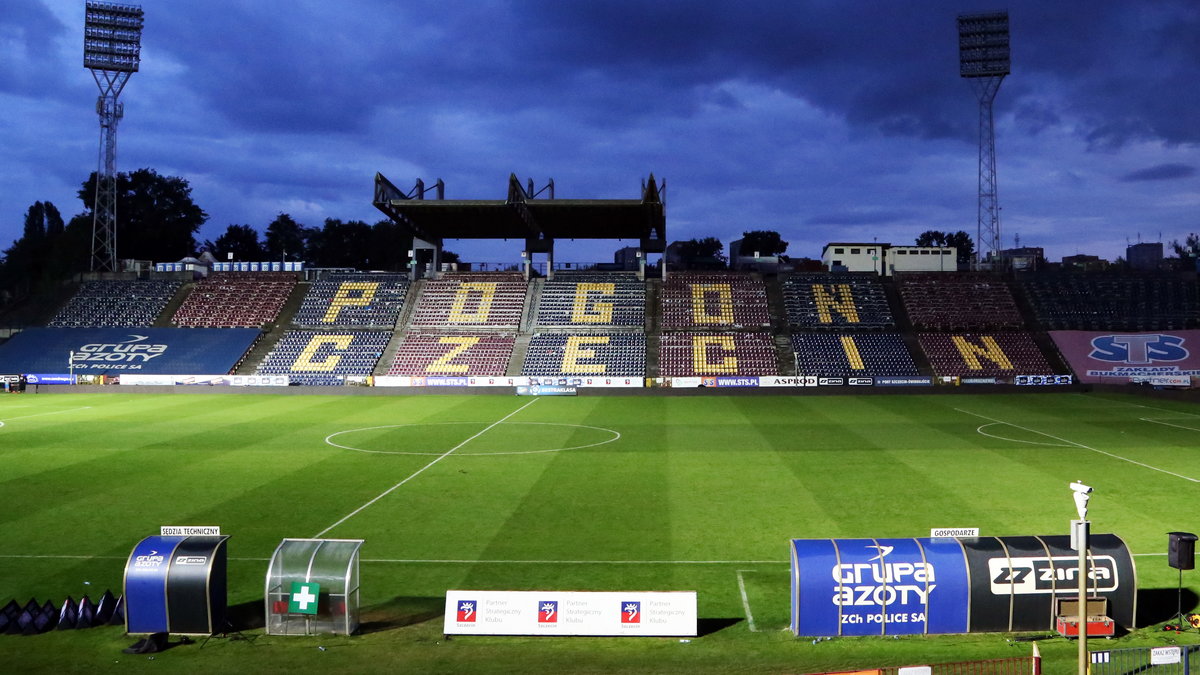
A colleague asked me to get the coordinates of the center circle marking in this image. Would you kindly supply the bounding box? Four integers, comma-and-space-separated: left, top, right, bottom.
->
325, 421, 621, 456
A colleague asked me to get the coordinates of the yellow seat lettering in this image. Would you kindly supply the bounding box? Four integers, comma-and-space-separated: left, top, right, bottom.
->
691, 283, 734, 325
692, 335, 738, 373
449, 282, 497, 323
839, 335, 865, 370
426, 335, 482, 373
323, 282, 380, 323
562, 335, 610, 373
570, 283, 615, 323
951, 335, 1014, 370
292, 335, 355, 372
813, 284, 860, 323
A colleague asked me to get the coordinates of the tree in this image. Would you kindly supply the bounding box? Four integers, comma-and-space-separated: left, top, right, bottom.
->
368, 218, 413, 271
1171, 233, 1200, 260
672, 237, 727, 269
0, 201, 76, 302
944, 231, 975, 265
306, 219, 375, 268
264, 213, 315, 262
739, 230, 788, 257
75, 168, 207, 261
916, 230, 974, 265
916, 230, 948, 247
205, 224, 266, 261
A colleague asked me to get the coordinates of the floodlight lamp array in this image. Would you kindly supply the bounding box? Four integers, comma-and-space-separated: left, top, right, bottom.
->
957, 12, 1010, 78
84, 1, 144, 73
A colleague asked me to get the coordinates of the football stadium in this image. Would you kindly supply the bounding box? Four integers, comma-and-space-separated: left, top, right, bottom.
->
3, 4, 1200, 675
3, 191, 1200, 674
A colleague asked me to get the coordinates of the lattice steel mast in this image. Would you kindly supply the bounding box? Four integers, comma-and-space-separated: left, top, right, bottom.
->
84, 1, 144, 272
957, 11, 1010, 270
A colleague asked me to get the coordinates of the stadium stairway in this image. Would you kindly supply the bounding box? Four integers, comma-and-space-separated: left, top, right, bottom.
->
1030, 330, 1072, 375
232, 329, 283, 375
644, 279, 661, 334
645, 331, 660, 378
275, 281, 309, 328
773, 334, 797, 376
521, 279, 543, 334
1008, 280, 1073, 375
372, 279, 425, 376
507, 334, 531, 376
764, 276, 796, 375
393, 278, 424, 331
763, 275, 790, 333
153, 280, 194, 327
644, 278, 661, 377
882, 275, 933, 375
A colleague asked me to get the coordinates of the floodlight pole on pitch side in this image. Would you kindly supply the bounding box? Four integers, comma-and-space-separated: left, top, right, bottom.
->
83, 1, 145, 273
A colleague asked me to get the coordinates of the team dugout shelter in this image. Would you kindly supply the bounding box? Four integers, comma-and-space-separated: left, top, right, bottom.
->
265, 538, 364, 636
373, 172, 666, 279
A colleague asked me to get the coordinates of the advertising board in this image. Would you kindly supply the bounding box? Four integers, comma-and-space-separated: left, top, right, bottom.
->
874, 376, 933, 387
24, 374, 76, 385
1050, 330, 1200, 384
443, 590, 696, 637
791, 534, 1135, 636
0, 328, 260, 376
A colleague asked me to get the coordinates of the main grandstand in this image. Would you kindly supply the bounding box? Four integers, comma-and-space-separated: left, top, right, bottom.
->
1, 181, 1197, 390
0, 174, 1197, 388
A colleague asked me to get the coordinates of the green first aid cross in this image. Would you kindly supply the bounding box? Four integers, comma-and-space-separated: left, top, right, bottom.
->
289, 581, 320, 614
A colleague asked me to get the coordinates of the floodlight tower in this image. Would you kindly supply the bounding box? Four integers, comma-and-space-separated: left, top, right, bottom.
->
83, 1, 144, 272
957, 11, 1009, 270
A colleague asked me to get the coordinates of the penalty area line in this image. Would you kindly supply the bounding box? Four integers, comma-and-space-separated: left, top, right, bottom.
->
955, 408, 1199, 483
736, 570, 759, 632
312, 398, 541, 538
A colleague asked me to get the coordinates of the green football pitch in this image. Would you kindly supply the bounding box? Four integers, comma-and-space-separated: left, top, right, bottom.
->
1, 390, 1198, 673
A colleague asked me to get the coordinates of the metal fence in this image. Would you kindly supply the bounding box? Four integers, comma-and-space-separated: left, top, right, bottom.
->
1091, 645, 1200, 674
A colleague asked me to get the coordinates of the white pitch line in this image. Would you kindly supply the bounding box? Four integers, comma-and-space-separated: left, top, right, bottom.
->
956, 408, 1199, 483
1073, 393, 1200, 417
736, 570, 760, 632
974, 423, 1073, 447
0, 552, 1167, 562
0, 403, 92, 420
312, 398, 541, 538
361, 559, 786, 565
0, 554, 786, 564
1140, 417, 1200, 432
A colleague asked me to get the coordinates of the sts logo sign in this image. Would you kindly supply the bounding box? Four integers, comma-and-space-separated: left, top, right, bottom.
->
1089, 334, 1187, 364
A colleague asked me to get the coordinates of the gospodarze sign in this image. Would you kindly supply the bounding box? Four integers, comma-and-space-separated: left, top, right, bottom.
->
443, 590, 696, 637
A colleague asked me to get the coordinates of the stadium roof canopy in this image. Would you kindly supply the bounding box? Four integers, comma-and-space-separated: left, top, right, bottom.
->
373, 173, 666, 253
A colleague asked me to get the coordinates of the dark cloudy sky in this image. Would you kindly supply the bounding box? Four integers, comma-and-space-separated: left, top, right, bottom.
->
3, 1, 1199, 264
